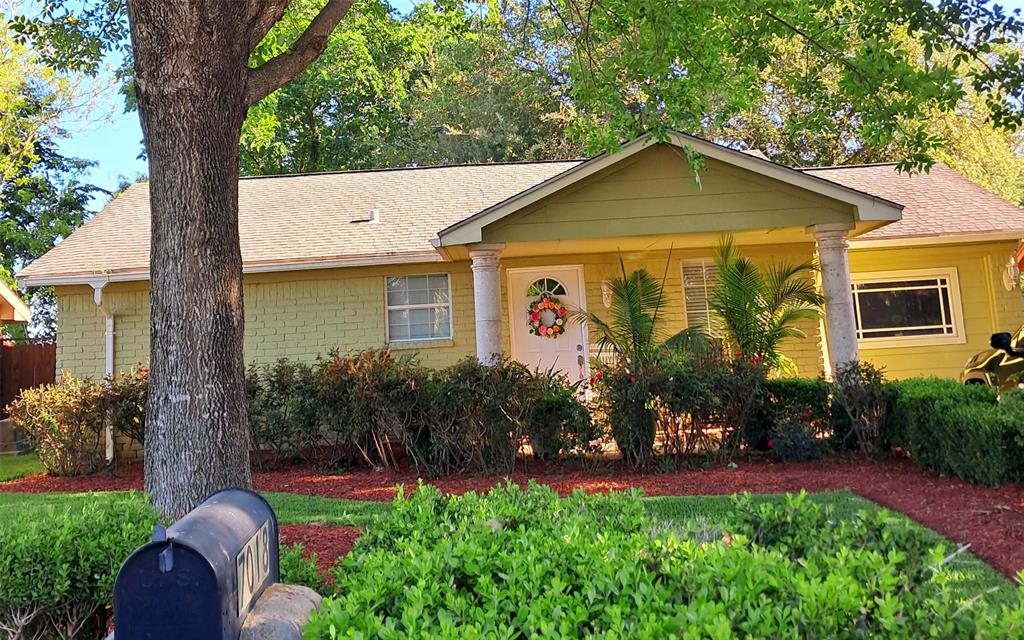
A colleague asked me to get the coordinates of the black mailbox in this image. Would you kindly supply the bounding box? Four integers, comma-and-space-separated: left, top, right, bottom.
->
113, 488, 279, 640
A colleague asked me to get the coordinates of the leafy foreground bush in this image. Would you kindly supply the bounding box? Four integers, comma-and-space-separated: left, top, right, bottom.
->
0, 493, 159, 639
885, 378, 1024, 485
307, 484, 1024, 639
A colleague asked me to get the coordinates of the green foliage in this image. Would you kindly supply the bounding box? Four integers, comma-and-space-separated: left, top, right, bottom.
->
241, 0, 580, 174
885, 378, 1023, 485
524, 366, 596, 463
7, 372, 107, 475
710, 237, 823, 373
279, 543, 329, 595
247, 358, 320, 469
107, 367, 148, 446
658, 347, 767, 463
0, 492, 158, 639
556, 0, 1024, 173
307, 483, 1024, 638
746, 377, 833, 450
576, 257, 707, 370
833, 360, 892, 455
769, 420, 822, 462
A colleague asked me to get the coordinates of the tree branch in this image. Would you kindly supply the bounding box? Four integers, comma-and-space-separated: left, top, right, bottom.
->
245, 0, 293, 53
244, 0, 354, 106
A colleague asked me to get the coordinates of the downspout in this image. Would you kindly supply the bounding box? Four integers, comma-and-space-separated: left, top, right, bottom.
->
92, 282, 115, 463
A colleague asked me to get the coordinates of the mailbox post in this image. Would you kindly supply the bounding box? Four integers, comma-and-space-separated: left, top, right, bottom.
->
113, 488, 280, 640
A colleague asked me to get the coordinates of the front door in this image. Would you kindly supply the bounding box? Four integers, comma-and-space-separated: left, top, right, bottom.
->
508, 266, 589, 383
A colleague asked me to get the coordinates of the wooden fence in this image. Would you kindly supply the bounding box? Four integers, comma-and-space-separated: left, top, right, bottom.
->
0, 342, 56, 417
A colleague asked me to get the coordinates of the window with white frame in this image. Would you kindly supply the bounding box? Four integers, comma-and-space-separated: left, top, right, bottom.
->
681, 258, 722, 335
385, 274, 452, 342
851, 269, 964, 346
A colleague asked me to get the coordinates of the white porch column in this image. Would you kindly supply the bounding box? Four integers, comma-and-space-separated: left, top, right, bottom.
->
469, 243, 505, 365
813, 223, 859, 370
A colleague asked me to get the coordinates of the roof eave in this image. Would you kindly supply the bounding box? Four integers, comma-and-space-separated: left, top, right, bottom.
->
17, 250, 448, 288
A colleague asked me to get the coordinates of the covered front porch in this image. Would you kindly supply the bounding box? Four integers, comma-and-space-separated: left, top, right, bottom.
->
433, 134, 903, 378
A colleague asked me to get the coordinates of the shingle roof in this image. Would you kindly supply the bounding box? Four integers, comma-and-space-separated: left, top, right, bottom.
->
804, 163, 1024, 240
17, 161, 581, 281
18, 153, 1024, 285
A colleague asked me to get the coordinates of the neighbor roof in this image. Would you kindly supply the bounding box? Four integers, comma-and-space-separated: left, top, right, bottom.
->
0, 281, 30, 323
804, 163, 1024, 242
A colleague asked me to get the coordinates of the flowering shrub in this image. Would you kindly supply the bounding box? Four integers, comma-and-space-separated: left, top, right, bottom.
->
8, 373, 108, 476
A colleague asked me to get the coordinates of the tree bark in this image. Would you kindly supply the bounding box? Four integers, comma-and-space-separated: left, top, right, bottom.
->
127, 0, 353, 519
129, 1, 253, 519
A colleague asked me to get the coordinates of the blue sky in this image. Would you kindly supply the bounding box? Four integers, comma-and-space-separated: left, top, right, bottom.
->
56, 0, 1023, 202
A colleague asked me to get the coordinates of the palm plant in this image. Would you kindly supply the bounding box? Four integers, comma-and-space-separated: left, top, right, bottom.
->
574, 257, 707, 369
710, 237, 824, 373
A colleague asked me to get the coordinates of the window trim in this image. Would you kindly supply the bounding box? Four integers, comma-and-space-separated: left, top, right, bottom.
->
851, 267, 966, 350
384, 273, 454, 344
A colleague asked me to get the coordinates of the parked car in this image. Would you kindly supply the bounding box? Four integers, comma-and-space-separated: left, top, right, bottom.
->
960, 328, 1024, 387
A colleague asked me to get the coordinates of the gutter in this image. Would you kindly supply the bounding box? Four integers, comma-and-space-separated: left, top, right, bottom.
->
92, 281, 115, 463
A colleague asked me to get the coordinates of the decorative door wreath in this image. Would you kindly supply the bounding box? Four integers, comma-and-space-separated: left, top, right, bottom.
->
528, 292, 568, 337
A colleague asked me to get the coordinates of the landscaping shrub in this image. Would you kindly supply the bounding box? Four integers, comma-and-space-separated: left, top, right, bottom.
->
316, 349, 423, 470
659, 348, 766, 463
746, 377, 832, 449
885, 377, 1023, 485
247, 359, 320, 469
525, 367, 596, 462
307, 483, 1023, 638
279, 544, 329, 595
0, 493, 159, 639
108, 367, 149, 446
833, 360, 891, 455
592, 361, 661, 468
769, 419, 821, 462
8, 372, 108, 475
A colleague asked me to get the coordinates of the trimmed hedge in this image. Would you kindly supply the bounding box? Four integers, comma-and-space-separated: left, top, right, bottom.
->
885, 378, 1024, 485
306, 483, 1024, 638
0, 493, 159, 639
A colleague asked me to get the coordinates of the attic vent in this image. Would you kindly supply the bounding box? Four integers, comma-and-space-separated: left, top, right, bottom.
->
350, 208, 381, 224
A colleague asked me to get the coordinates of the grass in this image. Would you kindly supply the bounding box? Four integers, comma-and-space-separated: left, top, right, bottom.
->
0, 452, 43, 482
0, 488, 1016, 606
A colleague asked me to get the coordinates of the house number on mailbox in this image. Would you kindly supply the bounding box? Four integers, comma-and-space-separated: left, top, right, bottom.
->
236, 521, 271, 615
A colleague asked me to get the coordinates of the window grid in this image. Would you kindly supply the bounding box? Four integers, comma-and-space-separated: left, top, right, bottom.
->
385, 274, 452, 342
851, 274, 958, 342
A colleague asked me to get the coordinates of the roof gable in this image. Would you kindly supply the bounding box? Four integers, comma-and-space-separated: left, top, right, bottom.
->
0, 282, 30, 323
436, 132, 903, 247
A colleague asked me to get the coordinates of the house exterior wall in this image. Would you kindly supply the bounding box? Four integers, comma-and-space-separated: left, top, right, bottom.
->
849, 240, 1024, 379
53, 242, 826, 380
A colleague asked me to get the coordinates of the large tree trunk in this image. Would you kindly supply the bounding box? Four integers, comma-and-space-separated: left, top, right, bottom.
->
129, 2, 252, 519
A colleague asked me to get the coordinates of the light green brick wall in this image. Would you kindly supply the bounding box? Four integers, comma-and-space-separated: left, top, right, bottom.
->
54, 263, 478, 378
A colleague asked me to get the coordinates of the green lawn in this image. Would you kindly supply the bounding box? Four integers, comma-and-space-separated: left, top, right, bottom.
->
0, 488, 1015, 606
0, 452, 43, 482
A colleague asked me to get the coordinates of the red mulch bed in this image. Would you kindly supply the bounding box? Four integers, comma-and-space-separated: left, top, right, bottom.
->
280, 524, 361, 572
4, 457, 1023, 577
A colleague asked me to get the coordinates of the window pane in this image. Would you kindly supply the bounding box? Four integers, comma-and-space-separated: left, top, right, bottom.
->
388, 310, 410, 340
857, 288, 943, 331
386, 277, 409, 306
683, 262, 721, 336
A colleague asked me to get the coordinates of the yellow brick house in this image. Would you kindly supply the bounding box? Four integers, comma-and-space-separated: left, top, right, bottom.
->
17, 133, 1024, 384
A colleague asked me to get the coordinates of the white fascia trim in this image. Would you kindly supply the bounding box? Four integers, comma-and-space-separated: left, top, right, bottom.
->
850, 231, 1024, 250
436, 131, 903, 247
16, 251, 448, 288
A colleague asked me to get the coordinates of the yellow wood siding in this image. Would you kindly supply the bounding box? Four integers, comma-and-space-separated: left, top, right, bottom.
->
849, 241, 1024, 379
483, 145, 855, 244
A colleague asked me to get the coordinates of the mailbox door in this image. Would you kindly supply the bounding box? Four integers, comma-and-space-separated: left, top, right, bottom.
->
114, 546, 221, 640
